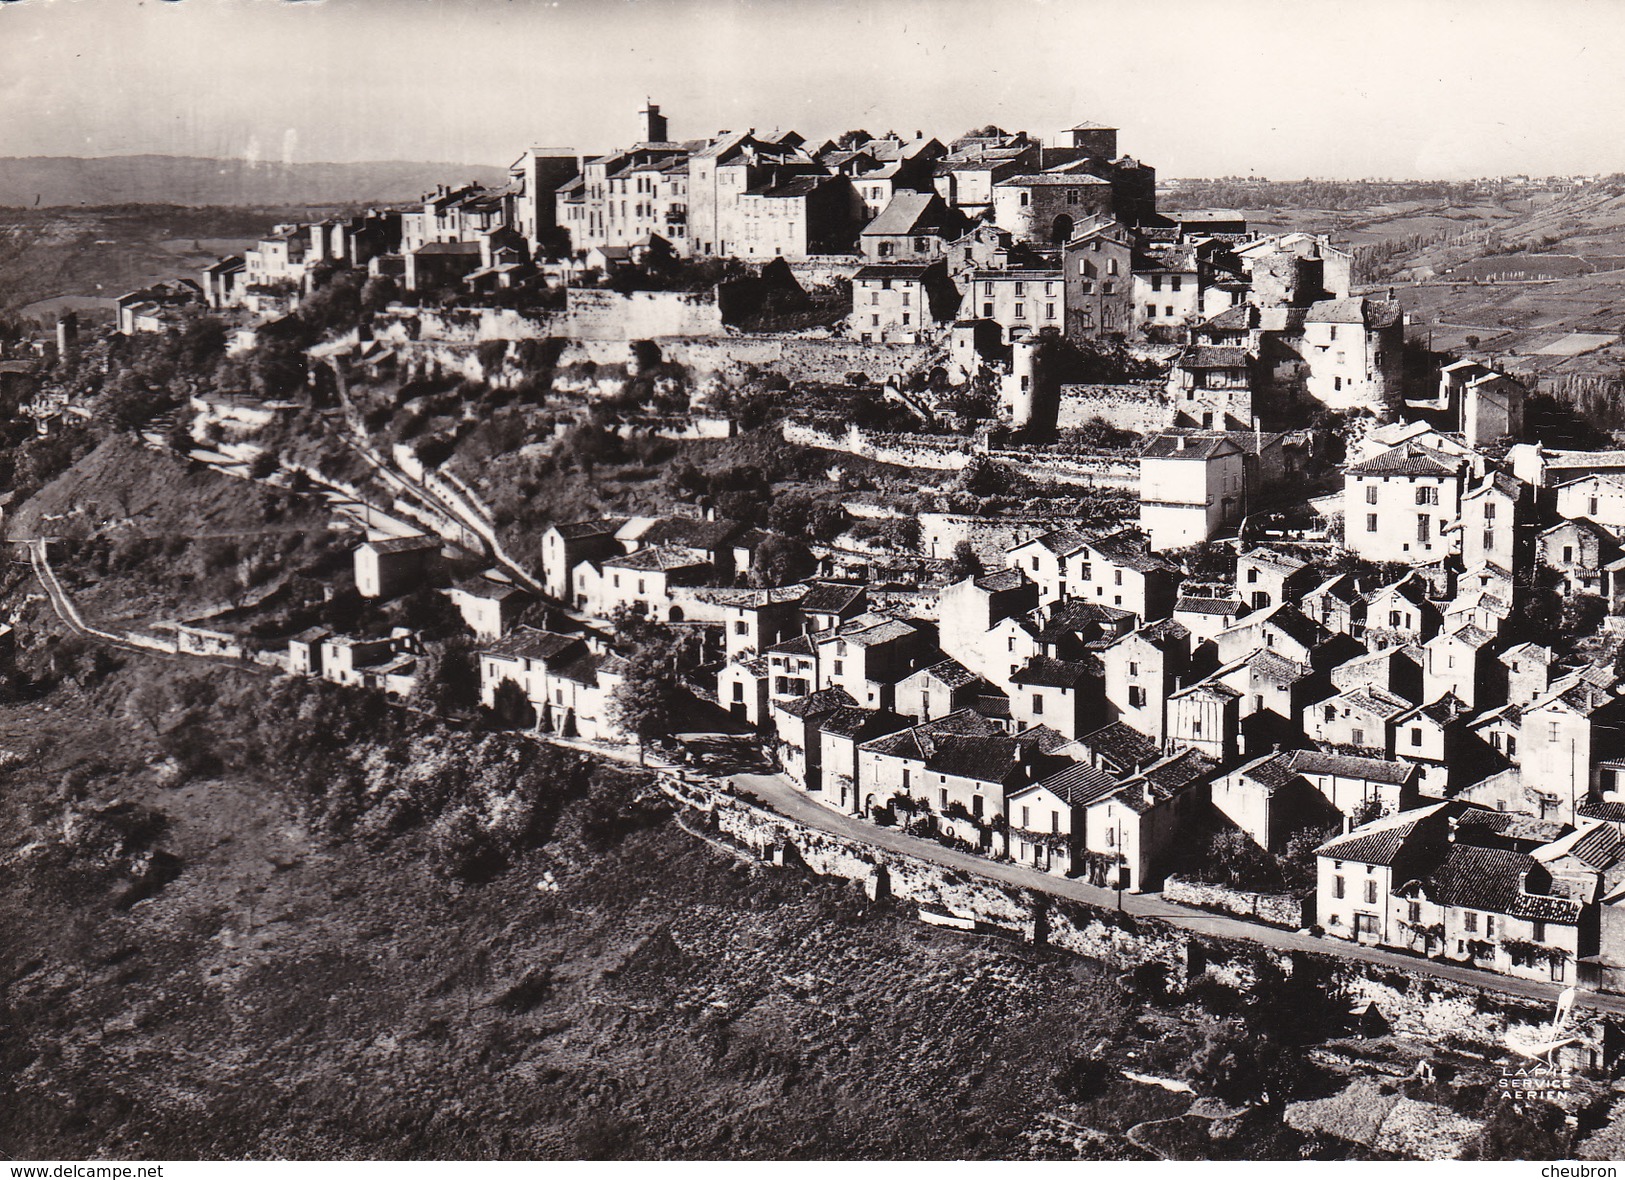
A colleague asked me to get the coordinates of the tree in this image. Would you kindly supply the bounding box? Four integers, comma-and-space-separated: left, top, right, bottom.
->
945, 539, 983, 583
608, 644, 687, 763
750, 535, 816, 587
488, 678, 537, 730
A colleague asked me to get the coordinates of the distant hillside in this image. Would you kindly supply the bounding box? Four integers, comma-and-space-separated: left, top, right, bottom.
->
0, 155, 513, 208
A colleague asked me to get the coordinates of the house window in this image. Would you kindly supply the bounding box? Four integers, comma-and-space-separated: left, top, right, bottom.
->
903, 769, 911, 789
1411, 727, 1423, 747
1015, 303, 1025, 318
982, 303, 994, 317
1145, 303, 1157, 318
732, 682, 744, 702
1486, 915, 1496, 937
1464, 911, 1478, 932
735, 620, 749, 635
1483, 530, 1495, 551
1128, 686, 1146, 708
1171, 277, 1182, 292
1564, 545, 1574, 564
1052, 810, 1060, 833
833, 660, 844, 675
1549, 721, 1561, 741
1532, 920, 1546, 942
1364, 880, 1378, 905
1014, 282, 1025, 296
1351, 727, 1365, 747
939, 788, 948, 808
1334, 875, 1345, 899
1045, 303, 1055, 320
1108, 258, 1119, 276
1152, 275, 1162, 292
1166, 306, 1174, 317
1192, 720, 1203, 737
1032, 693, 1044, 715
1021, 805, 1030, 827
1591, 497, 1600, 516
1417, 516, 1431, 543
1409, 901, 1422, 923
1416, 486, 1437, 506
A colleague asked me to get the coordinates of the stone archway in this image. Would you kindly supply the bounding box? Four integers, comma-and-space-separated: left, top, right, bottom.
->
1051, 214, 1074, 245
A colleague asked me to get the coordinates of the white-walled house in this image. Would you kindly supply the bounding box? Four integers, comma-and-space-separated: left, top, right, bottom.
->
1138, 433, 1247, 552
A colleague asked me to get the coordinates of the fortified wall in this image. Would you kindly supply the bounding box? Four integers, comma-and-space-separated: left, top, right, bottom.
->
659, 773, 1622, 1071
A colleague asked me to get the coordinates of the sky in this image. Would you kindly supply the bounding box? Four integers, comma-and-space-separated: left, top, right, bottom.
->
1, 0, 1622, 180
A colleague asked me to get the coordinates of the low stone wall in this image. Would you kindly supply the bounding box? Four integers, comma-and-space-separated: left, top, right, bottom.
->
918, 513, 1061, 564
782, 421, 975, 470
1163, 875, 1308, 929
566, 288, 726, 340
658, 773, 1620, 1071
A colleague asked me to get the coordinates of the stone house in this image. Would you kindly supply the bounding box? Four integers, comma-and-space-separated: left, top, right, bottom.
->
444, 575, 529, 641
1100, 619, 1190, 743
543, 519, 626, 603
1422, 625, 1499, 709
959, 268, 1067, 343
859, 190, 967, 262
354, 535, 440, 600
772, 687, 859, 791
1081, 749, 1214, 892
896, 657, 999, 724
718, 655, 769, 725
1008, 655, 1098, 739
1060, 218, 1134, 338
1166, 676, 1242, 763
935, 567, 1041, 685
1006, 761, 1122, 875
1138, 432, 1247, 552
819, 706, 911, 814
1304, 684, 1415, 756
1539, 518, 1620, 599
851, 262, 956, 344
1343, 441, 1471, 566
1236, 548, 1315, 612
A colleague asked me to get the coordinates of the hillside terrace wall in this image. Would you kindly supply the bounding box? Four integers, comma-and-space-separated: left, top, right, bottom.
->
1058, 382, 1170, 433
986, 449, 1138, 489
782, 421, 975, 470
659, 773, 1619, 1069
565, 288, 726, 340
559, 337, 929, 384
918, 513, 1071, 564
375, 305, 557, 344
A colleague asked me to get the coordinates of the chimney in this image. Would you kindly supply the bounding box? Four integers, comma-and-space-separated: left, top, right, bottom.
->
1176, 435, 1187, 451
1388, 287, 1396, 301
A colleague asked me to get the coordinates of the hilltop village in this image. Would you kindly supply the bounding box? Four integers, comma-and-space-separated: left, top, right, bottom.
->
11, 103, 1625, 1010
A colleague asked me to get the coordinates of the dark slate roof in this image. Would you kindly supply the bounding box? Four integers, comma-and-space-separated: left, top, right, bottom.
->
1078, 721, 1160, 768
916, 657, 981, 690
1232, 752, 1300, 792
1014, 761, 1120, 808
1307, 296, 1402, 330
1179, 345, 1250, 370
1345, 443, 1461, 478
854, 264, 933, 281
453, 576, 526, 602
1010, 655, 1095, 688
767, 634, 816, 656
819, 706, 909, 740
1141, 433, 1242, 460
603, 545, 711, 572
1317, 805, 1444, 865
777, 686, 859, 719
364, 534, 439, 555
640, 517, 744, 549
801, 582, 866, 614
1022, 526, 1089, 556
1177, 596, 1245, 616
1088, 529, 1177, 573
1286, 749, 1414, 786
484, 627, 581, 663
860, 708, 1004, 759
1405, 844, 1581, 924
973, 567, 1029, 592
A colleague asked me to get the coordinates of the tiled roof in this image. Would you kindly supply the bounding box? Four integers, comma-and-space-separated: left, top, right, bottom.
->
640, 517, 743, 549
854, 264, 934, 281
484, 627, 581, 663
1405, 844, 1580, 924
1286, 749, 1414, 786
1014, 761, 1121, 808
602, 545, 711, 573
1338, 685, 1415, 721
1345, 443, 1460, 478
916, 657, 981, 690
1179, 345, 1250, 370
1020, 526, 1089, 556
1580, 799, 1625, 824
1088, 529, 1177, 573
1241, 547, 1309, 575
973, 568, 1029, 593
801, 582, 866, 614
1317, 803, 1448, 865
767, 634, 816, 657
776, 686, 859, 719
1010, 655, 1095, 688
1177, 596, 1245, 616
1141, 433, 1242, 460
363, 534, 439, 555
1078, 721, 1160, 768
862, 191, 955, 237
1306, 297, 1402, 329
820, 706, 909, 740
1231, 752, 1300, 792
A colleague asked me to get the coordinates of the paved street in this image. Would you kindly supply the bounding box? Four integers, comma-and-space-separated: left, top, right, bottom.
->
729, 767, 1625, 1020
